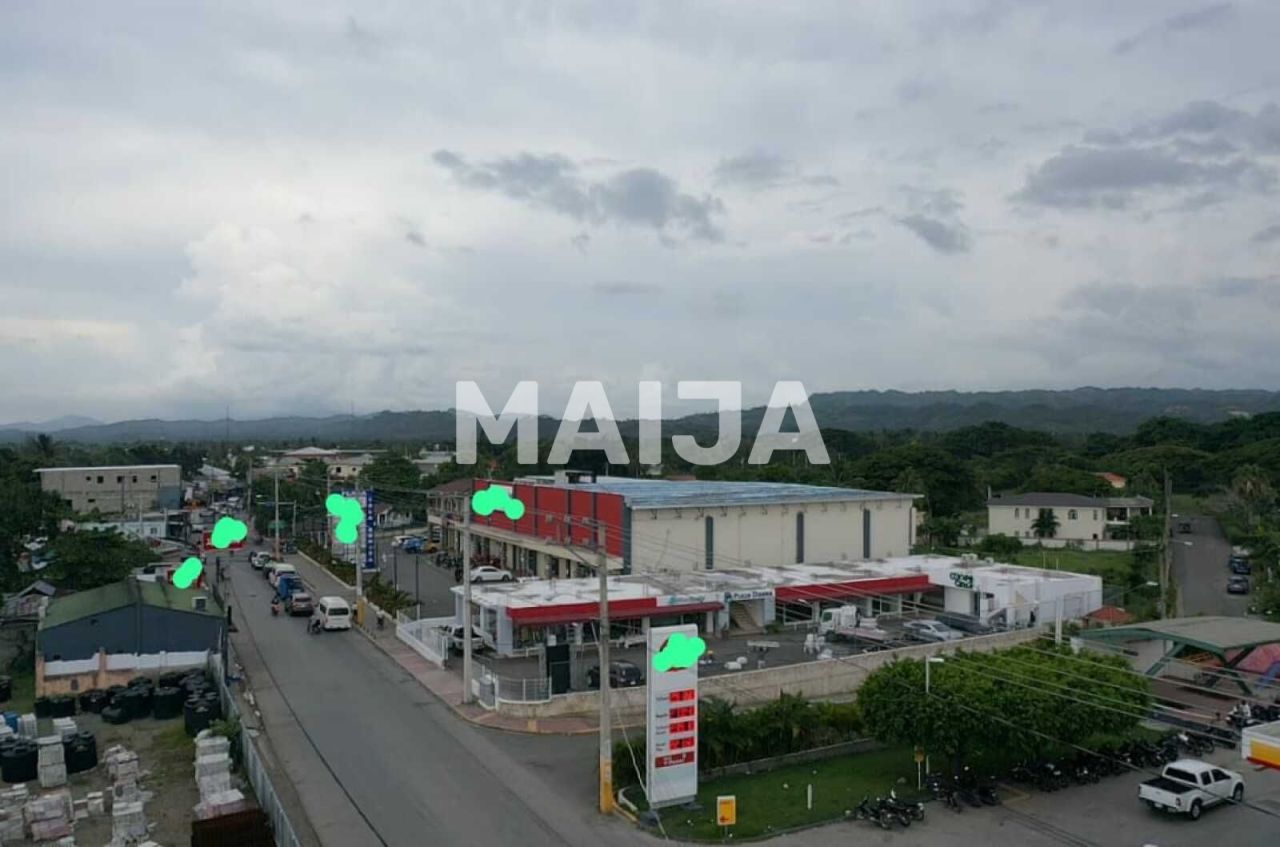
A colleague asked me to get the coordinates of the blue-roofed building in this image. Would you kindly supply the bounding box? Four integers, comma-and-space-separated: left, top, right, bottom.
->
442, 474, 920, 608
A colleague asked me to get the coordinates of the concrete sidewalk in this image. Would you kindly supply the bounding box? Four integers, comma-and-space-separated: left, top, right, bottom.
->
288, 549, 602, 735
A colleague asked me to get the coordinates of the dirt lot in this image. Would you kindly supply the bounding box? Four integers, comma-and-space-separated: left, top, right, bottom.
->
2, 682, 244, 846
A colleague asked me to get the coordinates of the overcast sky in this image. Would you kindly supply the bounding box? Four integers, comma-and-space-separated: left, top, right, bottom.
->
3, 1, 1280, 423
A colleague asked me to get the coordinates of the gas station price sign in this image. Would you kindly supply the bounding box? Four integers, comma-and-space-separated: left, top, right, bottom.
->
645, 624, 701, 807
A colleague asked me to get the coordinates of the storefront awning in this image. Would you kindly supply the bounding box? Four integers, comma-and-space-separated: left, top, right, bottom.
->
774, 574, 930, 603
508, 599, 724, 627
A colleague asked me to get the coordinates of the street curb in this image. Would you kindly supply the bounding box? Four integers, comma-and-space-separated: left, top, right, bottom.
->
295, 550, 356, 592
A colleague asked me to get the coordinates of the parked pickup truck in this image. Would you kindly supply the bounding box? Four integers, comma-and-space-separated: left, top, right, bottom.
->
1139, 760, 1244, 820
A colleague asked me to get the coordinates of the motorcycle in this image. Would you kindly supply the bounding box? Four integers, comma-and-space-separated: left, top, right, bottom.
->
854, 795, 892, 830
270, 599, 281, 617
308, 617, 322, 635
884, 789, 925, 822
924, 774, 963, 812
876, 795, 913, 827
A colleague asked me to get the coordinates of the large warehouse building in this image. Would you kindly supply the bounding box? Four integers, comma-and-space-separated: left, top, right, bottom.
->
436, 475, 919, 577
37, 464, 182, 515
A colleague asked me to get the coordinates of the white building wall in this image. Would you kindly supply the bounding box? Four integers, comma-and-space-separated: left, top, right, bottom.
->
628, 497, 915, 573
988, 504, 1107, 543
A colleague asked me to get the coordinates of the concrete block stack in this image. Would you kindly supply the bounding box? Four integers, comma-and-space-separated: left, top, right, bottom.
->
0, 722, 14, 742
192, 731, 242, 819
17, 713, 37, 739
0, 784, 28, 842
109, 800, 146, 844
37, 736, 68, 789
85, 792, 104, 817
25, 788, 73, 842
51, 718, 77, 742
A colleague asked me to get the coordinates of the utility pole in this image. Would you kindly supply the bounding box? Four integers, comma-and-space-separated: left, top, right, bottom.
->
597, 522, 613, 814
462, 497, 474, 705
1162, 468, 1173, 619
273, 469, 281, 560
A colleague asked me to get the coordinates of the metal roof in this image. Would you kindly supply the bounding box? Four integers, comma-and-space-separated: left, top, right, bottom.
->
536, 477, 917, 509
1082, 616, 1280, 653
35, 464, 180, 474
40, 580, 222, 630
987, 492, 1154, 509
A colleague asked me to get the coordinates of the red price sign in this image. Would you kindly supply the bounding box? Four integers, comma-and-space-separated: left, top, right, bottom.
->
670, 736, 696, 750
669, 689, 696, 702
670, 705, 696, 719
669, 720, 696, 734
654, 752, 695, 768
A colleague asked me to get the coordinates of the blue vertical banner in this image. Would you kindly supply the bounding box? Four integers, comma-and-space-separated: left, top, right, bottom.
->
363, 489, 377, 572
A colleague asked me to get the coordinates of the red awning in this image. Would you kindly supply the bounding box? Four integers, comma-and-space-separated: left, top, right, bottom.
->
774, 575, 931, 603
508, 600, 724, 627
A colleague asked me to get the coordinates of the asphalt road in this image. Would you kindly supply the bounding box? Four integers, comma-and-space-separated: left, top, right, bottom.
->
1170, 515, 1251, 617
224, 546, 649, 847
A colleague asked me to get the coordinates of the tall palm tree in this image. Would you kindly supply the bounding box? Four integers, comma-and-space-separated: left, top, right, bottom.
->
1031, 508, 1060, 539
26, 433, 57, 461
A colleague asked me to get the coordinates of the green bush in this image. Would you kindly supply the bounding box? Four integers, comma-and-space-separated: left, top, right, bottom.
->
976, 533, 1023, 558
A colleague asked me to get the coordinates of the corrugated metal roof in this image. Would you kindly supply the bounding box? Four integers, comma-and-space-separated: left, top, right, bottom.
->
987, 492, 1154, 508
538, 477, 917, 509
35, 464, 180, 473
1085, 616, 1280, 653
40, 580, 222, 630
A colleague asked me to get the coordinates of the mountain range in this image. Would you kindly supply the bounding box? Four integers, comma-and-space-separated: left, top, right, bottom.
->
2, 388, 1278, 444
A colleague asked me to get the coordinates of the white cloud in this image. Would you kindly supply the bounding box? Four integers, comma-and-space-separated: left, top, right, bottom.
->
3, 1, 1280, 421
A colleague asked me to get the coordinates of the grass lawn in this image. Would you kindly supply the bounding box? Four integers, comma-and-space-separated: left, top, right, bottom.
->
5, 667, 35, 714
1007, 547, 1134, 584
643, 746, 921, 841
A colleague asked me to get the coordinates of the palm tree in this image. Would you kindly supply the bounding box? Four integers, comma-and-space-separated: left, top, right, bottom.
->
1031, 508, 1060, 539
1231, 464, 1274, 527
26, 433, 57, 461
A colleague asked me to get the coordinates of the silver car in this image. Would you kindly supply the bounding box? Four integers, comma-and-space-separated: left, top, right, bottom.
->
903, 619, 963, 642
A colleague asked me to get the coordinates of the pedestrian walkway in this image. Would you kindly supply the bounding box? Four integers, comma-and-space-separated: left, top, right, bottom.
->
287, 549, 601, 735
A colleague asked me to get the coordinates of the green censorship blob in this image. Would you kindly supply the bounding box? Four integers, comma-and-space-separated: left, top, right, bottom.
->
653, 632, 707, 673
173, 557, 204, 589
326, 493, 364, 544
210, 516, 248, 549
471, 487, 526, 520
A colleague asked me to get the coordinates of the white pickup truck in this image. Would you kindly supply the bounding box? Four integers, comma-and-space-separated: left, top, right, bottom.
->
1138, 759, 1244, 820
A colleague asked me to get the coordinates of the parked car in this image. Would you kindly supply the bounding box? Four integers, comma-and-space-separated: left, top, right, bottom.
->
1227, 576, 1250, 594
903, 619, 963, 643
934, 611, 997, 635
285, 590, 314, 616
1178, 521, 1193, 534
262, 561, 285, 581
315, 596, 352, 631
1139, 760, 1243, 820
1229, 556, 1251, 575
403, 537, 427, 554
444, 625, 485, 654
250, 551, 271, 570
268, 564, 297, 588
587, 660, 645, 689
394, 534, 424, 548
470, 566, 514, 583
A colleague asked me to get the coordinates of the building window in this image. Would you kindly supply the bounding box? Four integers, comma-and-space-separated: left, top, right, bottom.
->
1068, 509, 1078, 520
150, 475, 157, 482
87, 498, 95, 504
704, 516, 714, 570
1093, 510, 1098, 520
116, 475, 123, 483
795, 512, 805, 563
96, 476, 103, 484
85, 476, 91, 482
1014, 508, 1020, 518
132, 476, 138, 483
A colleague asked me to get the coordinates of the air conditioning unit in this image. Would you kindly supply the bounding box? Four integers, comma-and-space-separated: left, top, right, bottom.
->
192, 596, 208, 612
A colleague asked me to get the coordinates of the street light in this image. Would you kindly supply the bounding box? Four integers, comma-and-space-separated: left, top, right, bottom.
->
920, 656, 946, 788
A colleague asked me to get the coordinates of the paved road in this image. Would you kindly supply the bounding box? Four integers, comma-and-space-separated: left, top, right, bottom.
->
223, 545, 650, 847
1170, 515, 1251, 617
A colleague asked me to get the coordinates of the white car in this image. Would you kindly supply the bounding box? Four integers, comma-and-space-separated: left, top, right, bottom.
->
903, 619, 963, 642
250, 551, 271, 570
469, 566, 514, 583
267, 564, 296, 587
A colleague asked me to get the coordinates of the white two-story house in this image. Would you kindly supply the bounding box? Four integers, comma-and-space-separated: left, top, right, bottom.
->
987, 492, 1154, 549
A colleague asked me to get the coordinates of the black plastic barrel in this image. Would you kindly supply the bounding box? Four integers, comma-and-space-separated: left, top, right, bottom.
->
50, 695, 76, 718
152, 687, 182, 720
184, 703, 212, 736
101, 705, 129, 725
0, 740, 37, 783
34, 696, 52, 718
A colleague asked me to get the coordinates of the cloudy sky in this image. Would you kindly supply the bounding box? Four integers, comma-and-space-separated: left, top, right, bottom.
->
3, 1, 1280, 423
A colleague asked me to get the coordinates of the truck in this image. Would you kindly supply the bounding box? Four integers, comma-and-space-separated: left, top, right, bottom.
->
817, 606, 892, 644
1138, 759, 1244, 820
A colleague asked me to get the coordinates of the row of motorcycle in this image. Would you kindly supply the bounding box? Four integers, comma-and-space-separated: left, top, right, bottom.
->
1009, 730, 1223, 793
853, 767, 999, 830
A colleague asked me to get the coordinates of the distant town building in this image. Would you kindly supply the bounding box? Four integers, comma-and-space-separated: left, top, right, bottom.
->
36, 465, 182, 515
413, 449, 455, 478
986, 492, 1154, 548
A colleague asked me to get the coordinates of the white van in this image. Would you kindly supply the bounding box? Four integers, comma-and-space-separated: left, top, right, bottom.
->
316, 596, 352, 631
267, 564, 297, 588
